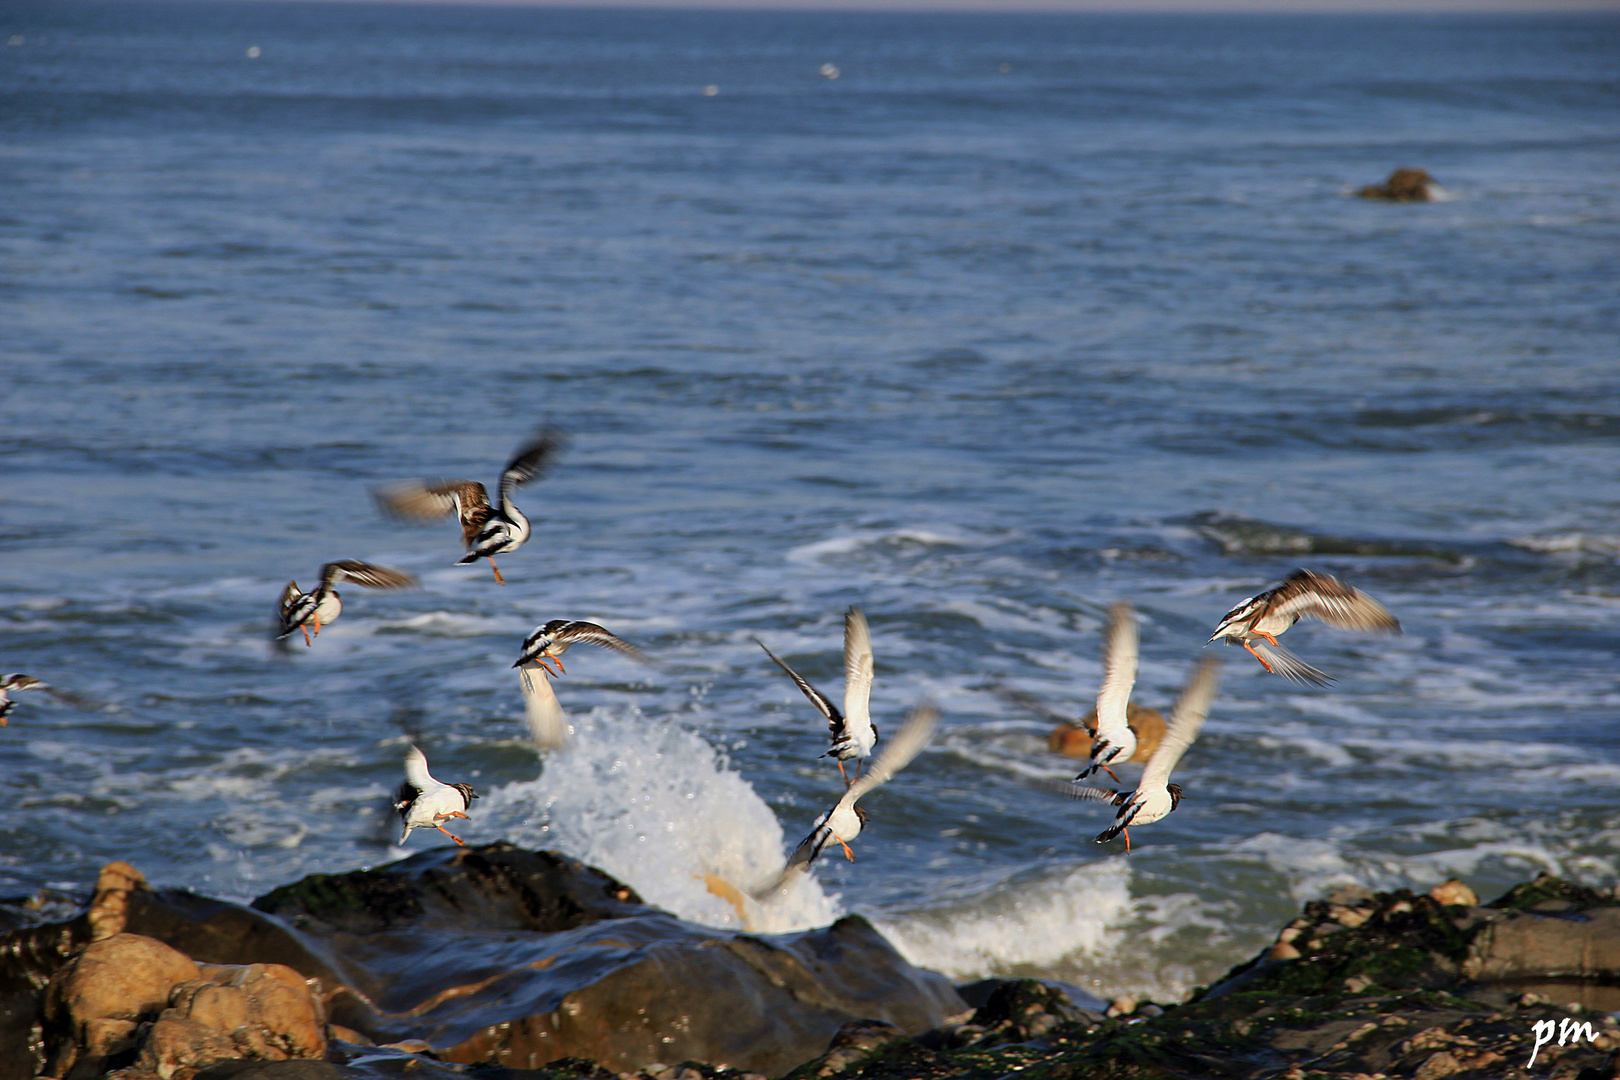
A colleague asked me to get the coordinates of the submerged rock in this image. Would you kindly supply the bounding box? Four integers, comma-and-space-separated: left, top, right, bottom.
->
1358, 167, 1441, 202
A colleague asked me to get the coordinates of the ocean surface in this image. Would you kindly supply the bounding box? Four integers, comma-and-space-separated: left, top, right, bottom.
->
3, 1, 1619, 1002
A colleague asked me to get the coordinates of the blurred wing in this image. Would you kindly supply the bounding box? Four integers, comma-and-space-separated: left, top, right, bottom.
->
1093, 602, 1138, 742
376, 480, 490, 532
757, 640, 841, 724
1269, 570, 1400, 633
500, 429, 565, 497
519, 663, 569, 750
403, 744, 438, 791
848, 702, 938, 802
785, 819, 834, 873
1250, 640, 1332, 686
841, 606, 875, 738
277, 582, 301, 621
557, 621, 650, 664
1037, 779, 1121, 804
324, 560, 418, 591
1140, 657, 1220, 790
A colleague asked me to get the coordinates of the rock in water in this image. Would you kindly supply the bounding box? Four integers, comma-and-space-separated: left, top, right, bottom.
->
251, 843, 964, 1074
0, 845, 964, 1078
1358, 167, 1439, 202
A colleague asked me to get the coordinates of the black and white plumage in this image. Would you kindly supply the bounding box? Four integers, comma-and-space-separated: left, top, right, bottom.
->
1078, 602, 1139, 783
394, 745, 479, 846
375, 429, 563, 585
1208, 569, 1400, 685
1051, 657, 1220, 853
511, 619, 648, 677
754, 702, 937, 898
757, 606, 878, 783
0, 674, 89, 727
276, 560, 417, 646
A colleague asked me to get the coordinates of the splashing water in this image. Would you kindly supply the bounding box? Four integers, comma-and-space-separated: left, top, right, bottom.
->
481, 707, 841, 933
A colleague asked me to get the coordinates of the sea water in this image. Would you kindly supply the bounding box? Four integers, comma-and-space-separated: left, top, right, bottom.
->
2, 2, 1618, 1001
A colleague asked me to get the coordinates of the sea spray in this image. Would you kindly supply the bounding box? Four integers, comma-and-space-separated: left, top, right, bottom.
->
481, 706, 841, 933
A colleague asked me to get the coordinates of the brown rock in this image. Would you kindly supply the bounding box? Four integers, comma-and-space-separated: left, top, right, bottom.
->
1429, 879, 1478, 908
139, 1013, 237, 1079
1048, 703, 1166, 762
89, 862, 148, 943
1463, 906, 1620, 984
1357, 167, 1438, 202
46, 933, 203, 1033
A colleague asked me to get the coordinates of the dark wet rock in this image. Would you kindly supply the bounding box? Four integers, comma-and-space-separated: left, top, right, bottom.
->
958, 978, 1101, 1046
1, 845, 963, 1079
1358, 166, 1440, 201
777, 876, 1619, 1080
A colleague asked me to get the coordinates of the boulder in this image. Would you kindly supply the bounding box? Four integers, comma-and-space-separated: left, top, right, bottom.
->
2, 846, 964, 1079
1358, 167, 1440, 202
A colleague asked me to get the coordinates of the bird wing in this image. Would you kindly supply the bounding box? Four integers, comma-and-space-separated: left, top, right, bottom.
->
556, 621, 650, 664
403, 744, 443, 793
1249, 640, 1333, 686
1140, 657, 1220, 790
277, 582, 302, 621
498, 429, 564, 502
841, 606, 875, 744
322, 560, 418, 591
1093, 603, 1138, 743
519, 663, 569, 750
847, 702, 938, 803
376, 480, 491, 543
757, 640, 842, 724
1266, 570, 1400, 633
1038, 779, 1122, 804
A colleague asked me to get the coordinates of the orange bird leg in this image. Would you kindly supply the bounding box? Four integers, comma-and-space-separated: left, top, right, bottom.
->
1257, 630, 1279, 646
1123, 828, 1131, 854
1101, 763, 1121, 784
836, 759, 850, 784
545, 651, 567, 675
1241, 640, 1276, 673
446, 811, 470, 820
487, 558, 505, 585
532, 654, 563, 677
313, 614, 322, 636
838, 837, 856, 862
301, 626, 312, 647
435, 823, 466, 845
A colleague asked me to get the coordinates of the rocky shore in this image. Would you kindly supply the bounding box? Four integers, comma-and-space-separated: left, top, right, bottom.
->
2, 845, 1615, 1080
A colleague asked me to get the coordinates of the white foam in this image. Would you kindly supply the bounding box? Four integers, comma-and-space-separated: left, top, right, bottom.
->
872, 861, 1220, 1001
481, 707, 841, 933
874, 861, 1133, 977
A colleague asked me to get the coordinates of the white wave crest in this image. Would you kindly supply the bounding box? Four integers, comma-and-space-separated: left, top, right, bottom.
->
480, 707, 841, 934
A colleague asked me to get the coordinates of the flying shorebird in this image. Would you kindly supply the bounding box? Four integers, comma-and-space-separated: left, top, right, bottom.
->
1208, 569, 1400, 685
375, 429, 563, 585
1051, 656, 1220, 853
394, 745, 479, 846
1077, 602, 1139, 784
0, 674, 92, 727
276, 560, 417, 646
753, 701, 937, 898
757, 606, 877, 783
511, 619, 649, 677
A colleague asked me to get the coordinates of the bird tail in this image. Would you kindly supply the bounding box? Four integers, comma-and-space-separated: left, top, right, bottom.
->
1251, 640, 1333, 686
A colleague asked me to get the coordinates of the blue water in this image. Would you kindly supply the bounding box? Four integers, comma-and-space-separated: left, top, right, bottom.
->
3, 2, 1618, 1000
